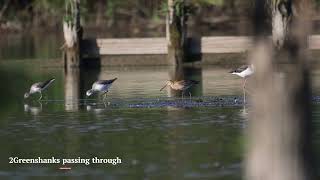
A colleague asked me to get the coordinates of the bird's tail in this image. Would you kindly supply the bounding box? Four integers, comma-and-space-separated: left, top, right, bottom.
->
192, 80, 200, 84
42, 78, 55, 90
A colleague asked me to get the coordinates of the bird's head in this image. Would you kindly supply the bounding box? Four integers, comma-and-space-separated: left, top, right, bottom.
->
24, 92, 30, 99
160, 80, 173, 91
86, 89, 94, 97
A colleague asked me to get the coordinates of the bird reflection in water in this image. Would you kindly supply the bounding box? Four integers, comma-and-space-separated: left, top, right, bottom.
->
24, 101, 42, 115
86, 102, 110, 114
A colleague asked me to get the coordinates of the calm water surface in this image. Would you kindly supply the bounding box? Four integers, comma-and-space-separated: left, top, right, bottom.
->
0, 63, 246, 180
0, 34, 320, 179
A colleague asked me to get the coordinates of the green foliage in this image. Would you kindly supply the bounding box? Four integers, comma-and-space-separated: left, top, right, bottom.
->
158, 0, 195, 19
32, 0, 65, 15
3, 0, 320, 28
191, 0, 224, 6
63, 15, 74, 26
105, 0, 121, 18
174, 0, 185, 17
316, 0, 320, 7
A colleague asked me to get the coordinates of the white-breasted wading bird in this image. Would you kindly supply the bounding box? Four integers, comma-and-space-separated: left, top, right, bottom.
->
86, 78, 117, 100
230, 64, 254, 90
230, 65, 254, 104
24, 78, 55, 100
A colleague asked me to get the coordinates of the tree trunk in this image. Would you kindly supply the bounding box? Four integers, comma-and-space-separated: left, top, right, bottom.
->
63, 0, 82, 69
166, 0, 187, 66
270, 0, 293, 49
0, 0, 10, 22
95, 0, 105, 26
246, 0, 314, 180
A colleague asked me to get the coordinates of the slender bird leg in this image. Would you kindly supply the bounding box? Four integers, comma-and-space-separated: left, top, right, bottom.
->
103, 92, 108, 101
243, 78, 253, 93
38, 101, 43, 111
242, 78, 247, 90
189, 92, 192, 100
243, 87, 246, 104
38, 92, 43, 101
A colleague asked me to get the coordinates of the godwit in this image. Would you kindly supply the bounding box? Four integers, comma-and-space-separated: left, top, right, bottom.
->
160, 80, 199, 98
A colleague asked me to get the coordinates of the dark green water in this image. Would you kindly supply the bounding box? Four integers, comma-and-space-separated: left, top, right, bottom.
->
0, 106, 245, 179
1, 34, 320, 179
0, 62, 247, 179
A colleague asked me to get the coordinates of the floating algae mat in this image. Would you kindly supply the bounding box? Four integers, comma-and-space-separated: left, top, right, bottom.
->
33, 95, 320, 110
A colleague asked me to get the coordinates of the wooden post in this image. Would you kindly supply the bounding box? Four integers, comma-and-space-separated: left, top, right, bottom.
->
63, 0, 82, 69
64, 68, 80, 112
166, 0, 187, 66
246, 0, 315, 180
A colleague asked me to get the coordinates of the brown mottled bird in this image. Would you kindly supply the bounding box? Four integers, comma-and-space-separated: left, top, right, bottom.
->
160, 80, 199, 98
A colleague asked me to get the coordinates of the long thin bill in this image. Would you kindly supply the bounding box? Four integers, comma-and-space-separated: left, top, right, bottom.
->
160, 84, 167, 91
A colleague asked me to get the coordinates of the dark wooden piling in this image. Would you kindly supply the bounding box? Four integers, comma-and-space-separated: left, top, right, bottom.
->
166, 0, 187, 66
63, 0, 82, 69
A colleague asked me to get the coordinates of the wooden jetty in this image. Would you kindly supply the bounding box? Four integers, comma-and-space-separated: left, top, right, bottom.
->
81, 35, 320, 58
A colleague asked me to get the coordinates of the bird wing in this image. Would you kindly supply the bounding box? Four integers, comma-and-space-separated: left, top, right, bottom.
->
229, 65, 249, 73
177, 80, 199, 86
189, 80, 199, 84
174, 80, 199, 90
37, 78, 55, 90
94, 78, 117, 86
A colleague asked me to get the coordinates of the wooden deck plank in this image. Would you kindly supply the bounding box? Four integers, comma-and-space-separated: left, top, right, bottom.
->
81, 35, 320, 57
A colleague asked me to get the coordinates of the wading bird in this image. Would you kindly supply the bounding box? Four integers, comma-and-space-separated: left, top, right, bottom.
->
230, 65, 254, 103
230, 64, 254, 90
24, 78, 55, 101
86, 78, 117, 100
160, 80, 199, 98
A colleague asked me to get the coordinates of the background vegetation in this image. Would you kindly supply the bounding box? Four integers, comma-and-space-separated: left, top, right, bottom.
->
0, 1, 249, 29
0, 0, 319, 36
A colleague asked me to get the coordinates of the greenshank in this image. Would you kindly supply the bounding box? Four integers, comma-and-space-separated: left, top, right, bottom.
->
86, 78, 117, 100
24, 78, 55, 100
